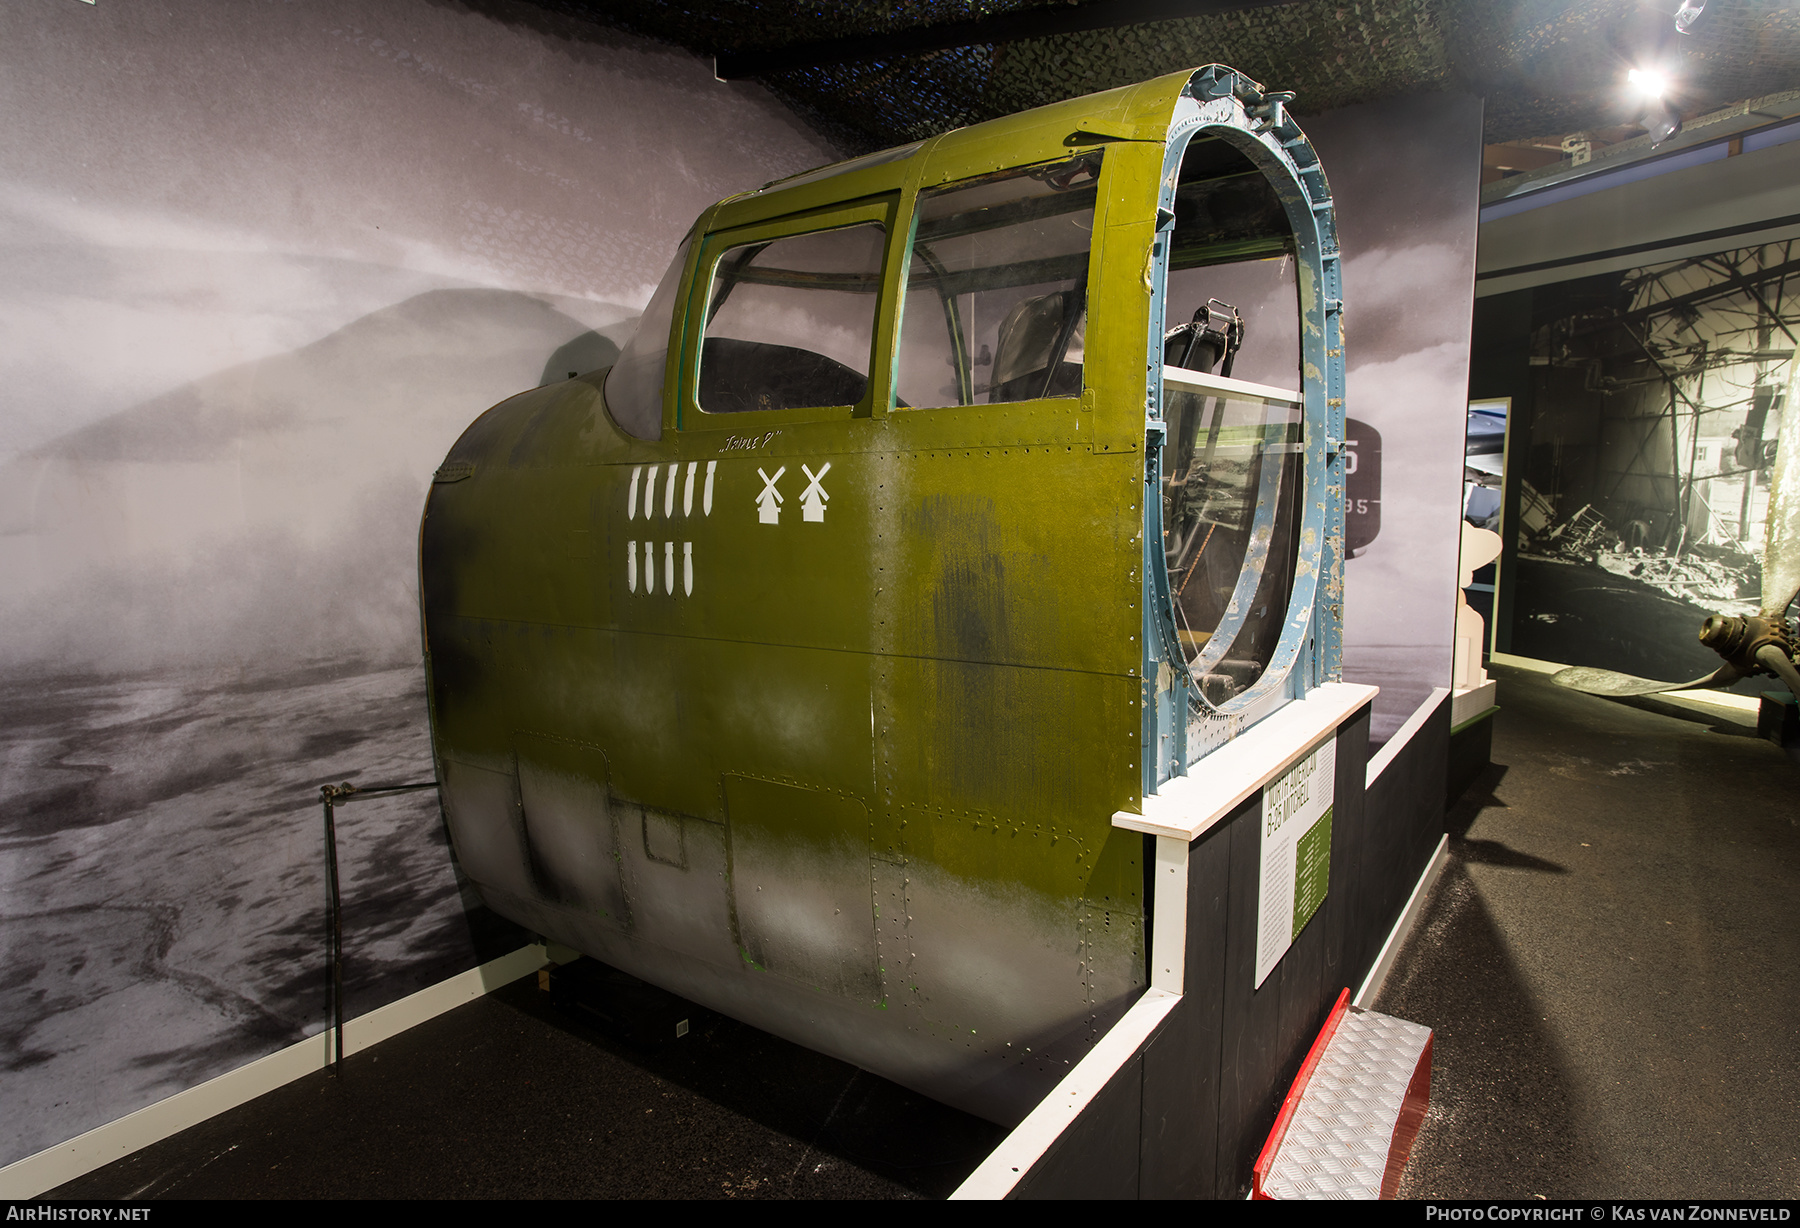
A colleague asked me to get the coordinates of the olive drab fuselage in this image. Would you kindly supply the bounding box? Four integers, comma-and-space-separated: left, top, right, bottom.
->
419, 65, 1345, 1125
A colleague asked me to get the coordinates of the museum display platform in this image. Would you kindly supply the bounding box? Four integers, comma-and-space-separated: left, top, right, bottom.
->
42, 664, 1800, 1201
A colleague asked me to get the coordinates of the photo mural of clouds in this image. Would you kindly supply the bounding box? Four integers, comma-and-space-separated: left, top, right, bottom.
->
0, 0, 833, 457
0, 0, 839, 1169
0, 287, 631, 669
1305, 94, 1485, 743
0, 184, 544, 462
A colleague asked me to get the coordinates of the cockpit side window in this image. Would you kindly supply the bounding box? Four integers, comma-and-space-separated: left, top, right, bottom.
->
895, 152, 1101, 410
696, 222, 887, 415
604, 234, 687, 439
605, 237, 692, 441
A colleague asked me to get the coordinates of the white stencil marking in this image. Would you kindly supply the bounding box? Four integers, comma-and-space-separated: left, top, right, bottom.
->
627, 466, 641, 521
664, 463, 677, 518
756, 466, 786, 525
683, 542, 693, 595
800, 462, 832, 523
643, 541, 654, 590
627, 540, 637, 592
664, 541, 675, 594
683, 462, 696, 516
703, 461, 716, 516
643, 466, 658, 519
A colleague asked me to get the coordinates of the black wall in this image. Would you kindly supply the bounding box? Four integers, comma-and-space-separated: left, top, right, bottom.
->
1469, 289, 1534, 656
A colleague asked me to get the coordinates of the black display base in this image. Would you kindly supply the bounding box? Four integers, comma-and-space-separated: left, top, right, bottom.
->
546, 956, 708, 1049
1758, 692, 1800, 766
1448, 707, 1496, 806
999, 693, 1451, 1199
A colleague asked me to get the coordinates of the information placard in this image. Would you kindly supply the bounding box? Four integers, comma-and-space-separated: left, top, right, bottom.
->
1254, 735, 1337, 989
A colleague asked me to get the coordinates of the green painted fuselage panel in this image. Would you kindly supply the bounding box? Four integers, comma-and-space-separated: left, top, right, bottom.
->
422, 376, 1147, 1124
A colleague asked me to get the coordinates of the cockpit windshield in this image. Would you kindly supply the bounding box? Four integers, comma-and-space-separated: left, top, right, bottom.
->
896, 153, 1101, 409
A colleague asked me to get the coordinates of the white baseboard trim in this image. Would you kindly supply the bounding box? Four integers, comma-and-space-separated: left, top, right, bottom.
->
0, 943, 546, 1199
1355, 836, 1450, 1008
950, 989, 1183, 1199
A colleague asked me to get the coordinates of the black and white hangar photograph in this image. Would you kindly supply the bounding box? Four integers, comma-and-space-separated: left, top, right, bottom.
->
1, 0, 1797, 1205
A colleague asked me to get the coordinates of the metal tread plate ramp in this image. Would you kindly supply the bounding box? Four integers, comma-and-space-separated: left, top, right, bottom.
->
1252, 988, 1432, 1200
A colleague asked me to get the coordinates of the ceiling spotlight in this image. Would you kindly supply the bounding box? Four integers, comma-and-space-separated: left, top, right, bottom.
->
1626, 67, 1682, 146
1647, 107, 1682, 146
1675, 1, 1705, 35
1628, 67, 1668, 99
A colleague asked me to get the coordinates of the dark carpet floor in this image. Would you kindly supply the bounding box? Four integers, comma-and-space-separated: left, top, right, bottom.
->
1382, 663, 1800, 1200
48, 661, 1800, 1199
49, 966, 1003, 1200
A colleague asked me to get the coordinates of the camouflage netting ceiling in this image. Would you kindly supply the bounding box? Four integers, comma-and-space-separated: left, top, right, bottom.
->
513, 0, 1800, 153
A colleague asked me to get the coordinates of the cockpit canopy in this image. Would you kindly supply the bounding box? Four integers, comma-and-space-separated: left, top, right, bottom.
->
604, 65, 1344, 776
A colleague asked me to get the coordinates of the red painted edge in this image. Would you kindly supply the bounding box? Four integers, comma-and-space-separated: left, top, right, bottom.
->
1380, 1032, 1434, 1199
1251, 986, 1352, 1200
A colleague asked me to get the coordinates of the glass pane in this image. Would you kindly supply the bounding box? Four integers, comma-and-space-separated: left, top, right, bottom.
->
1159, 134, 1306, 708
605, 237, 691, 441
1163, 136, 1296, 391
1161, 385, 1303, 705
896, 153, 1101, 409
1165, 255, 1297, 389
699, 223, 886, 414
